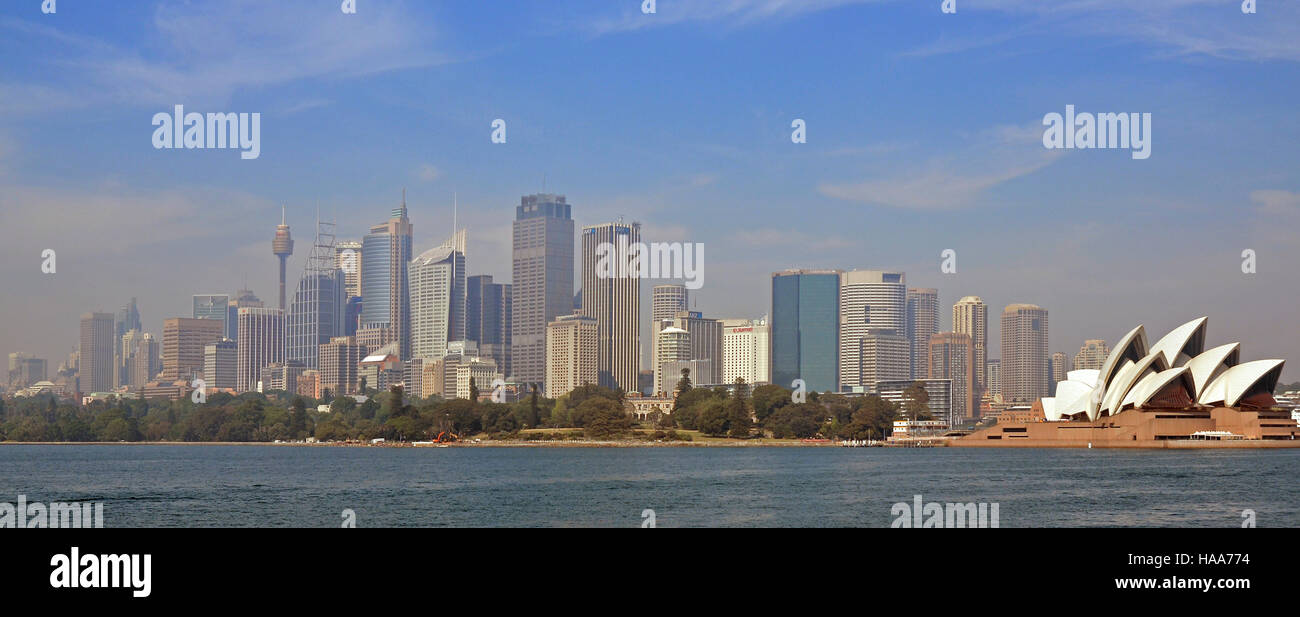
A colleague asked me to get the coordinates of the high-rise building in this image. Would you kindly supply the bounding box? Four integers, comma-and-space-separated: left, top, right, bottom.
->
116, 329, 145, 388
236, 307, 285, 392
272, 207, 294, 311
667, 311, 721, 385
651, 284, 690, 376
721, 317, 771, 386
79, 312, 115, 393
654, 325, 692, 395
131, 334, 160, 388
161, 318, 224, 382
204, 339, 237, 390
335, 240, 363, 299
771, 269, 840, 393
929, 331, 977, 421
907, 288, 939, 380
466, 275, 512, 379
987, 359, 1001, 399
287, 221, 346, 370
410, 230, 467, 362
318, 336, 365, 396
511, 193, 574, 390
953, 296, 989, 392
114, 298, 142, 341
1001, 304, 1050, 403
227, 289, 264, 341
1050, 351, 1069, 395
455, 358, 501, 401
580, 221, 641, 392
858, 329, 910, 389
839, 270, 906, 391
7, 353, 47, 388
358, 193, 414, 360
193, 294, 230, 338
545, 314, 598, 398
1073, 339, 1110, 371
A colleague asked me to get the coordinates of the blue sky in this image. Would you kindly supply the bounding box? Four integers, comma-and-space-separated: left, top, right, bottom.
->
2, 0, 1299, 379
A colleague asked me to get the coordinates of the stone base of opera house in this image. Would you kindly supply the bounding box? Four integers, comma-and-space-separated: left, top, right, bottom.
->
952, 407, 1300, 448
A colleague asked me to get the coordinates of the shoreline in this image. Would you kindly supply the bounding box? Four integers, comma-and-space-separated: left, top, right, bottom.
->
0, 440, 835, 448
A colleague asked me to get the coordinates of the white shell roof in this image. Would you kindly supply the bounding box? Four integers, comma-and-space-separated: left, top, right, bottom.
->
1147, 317, 1207, 368
1197, 359, 1285, 407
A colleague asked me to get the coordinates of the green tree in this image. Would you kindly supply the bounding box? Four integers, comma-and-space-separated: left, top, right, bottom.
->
468, 378, 479, 404
676, 368, 693, 395
289, 396, 309, 438
751, 384, 791, 421
696, 399, 730, 436
902, 383, 932, 421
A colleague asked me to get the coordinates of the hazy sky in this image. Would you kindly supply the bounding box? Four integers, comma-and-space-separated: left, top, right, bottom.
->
2, 0, 1298, 380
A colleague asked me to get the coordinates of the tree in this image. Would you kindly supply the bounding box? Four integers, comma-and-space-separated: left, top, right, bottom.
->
289, 396, 309, 438
902, 383, 932, 421
751, 384, 791, 422
468, 377, 479, 403
528, 384, 540, 428
725, 395, 751, 438
696, 400, 730, 436
359, 376, 369, 395
676, 368, 693, 395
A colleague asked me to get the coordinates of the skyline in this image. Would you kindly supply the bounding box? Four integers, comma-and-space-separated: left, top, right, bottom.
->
2, 1, 1299, 380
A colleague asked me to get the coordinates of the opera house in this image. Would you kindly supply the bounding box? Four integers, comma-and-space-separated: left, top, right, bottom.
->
958, 317, 1300, 447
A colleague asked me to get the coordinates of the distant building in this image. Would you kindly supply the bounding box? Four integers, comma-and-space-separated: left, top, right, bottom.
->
226, 289, 264, 341
511, 193, 574, 390
857, 329, 910, 390
335, 240, 363, 299
877, 379, 954, 427
358, 195, 414, 360
654, 326, 692, 395
318, 336, 365, 396
1001, 304, 1050, 403
410, 230, 467, 362
204, 339, 238, 390
721, 317, 770, 387
7, 353, 47, 388
987, 359, 1001, 399
907, 288, 939, 381
1050, 351, 1069, 395
193, 294, 230, 338
771, 269, 841, 393
953, 296, 989, 394
580, 221, 641, 392
466, 275, 512, 380
1073, 339, 1110, 371
79, 312, 115, 394
236, 308, 285, 392
161, 318, 225, 382
261, 362, 307, 394
839, 270, 906, 391
929, 332, 977, 421
545, 314, 598, 399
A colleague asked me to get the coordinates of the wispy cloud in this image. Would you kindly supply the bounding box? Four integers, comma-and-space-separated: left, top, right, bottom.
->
817, 121, 1061, 210
0, 0, 454, 113
586, 0, 885, 35
1251, 189, 1300, 216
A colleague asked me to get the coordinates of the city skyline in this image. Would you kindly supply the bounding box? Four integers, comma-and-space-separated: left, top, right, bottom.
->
2, 1, 1299, 381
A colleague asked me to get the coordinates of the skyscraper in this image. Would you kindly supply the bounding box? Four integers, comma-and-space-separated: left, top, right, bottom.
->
771, 269, 840, 394
580, 221, 641, 392
114, 298, 142, 341
204, 339, 237, 390
545, 314, 598, 398
161, 318, 225, 382
653, 325, 692, 395
79, 312, 115, 393
858, 330, 910, 389
236, 307, 285, 392
318, 336, 365, 396
953, 296, 989, 392
1050, 351, 1069, 394
227, 289, 264, 341
287, 220, 346, 370
839, 270, 906, 391
358, 194, 414, 360
193, 295, 230, 338
1001, 303, 1050, 403
1073, 339, 1110, 371
651, 284, 690, 381
511, 194, 574, 390
929, 331, 977, 421
410, 229, 467, 362
272, 207, 294, 311
466, 274, 512, 379
987, 359, 1001, 399
907, 288, 939, 380
131, 334, 160, 388
334, 240, 363, 299
721, 317, 771, 386
668, 311, 722, 385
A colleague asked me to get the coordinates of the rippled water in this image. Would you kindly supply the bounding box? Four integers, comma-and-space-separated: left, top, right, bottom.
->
1, 445, 1296, 527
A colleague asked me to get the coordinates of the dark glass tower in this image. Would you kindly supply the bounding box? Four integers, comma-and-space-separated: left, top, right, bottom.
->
771, 270, 840, 394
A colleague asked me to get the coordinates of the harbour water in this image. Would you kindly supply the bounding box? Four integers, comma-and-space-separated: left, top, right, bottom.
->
2, 445, 1295, 527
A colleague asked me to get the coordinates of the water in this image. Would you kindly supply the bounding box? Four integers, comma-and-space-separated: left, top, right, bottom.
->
2, 445, 1296, 527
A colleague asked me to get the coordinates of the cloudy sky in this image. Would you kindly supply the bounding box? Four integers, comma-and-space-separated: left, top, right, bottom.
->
2, 0, 1298, 380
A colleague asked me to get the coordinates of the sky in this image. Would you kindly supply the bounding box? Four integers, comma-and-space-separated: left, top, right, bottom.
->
1, 0, 1298, 380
